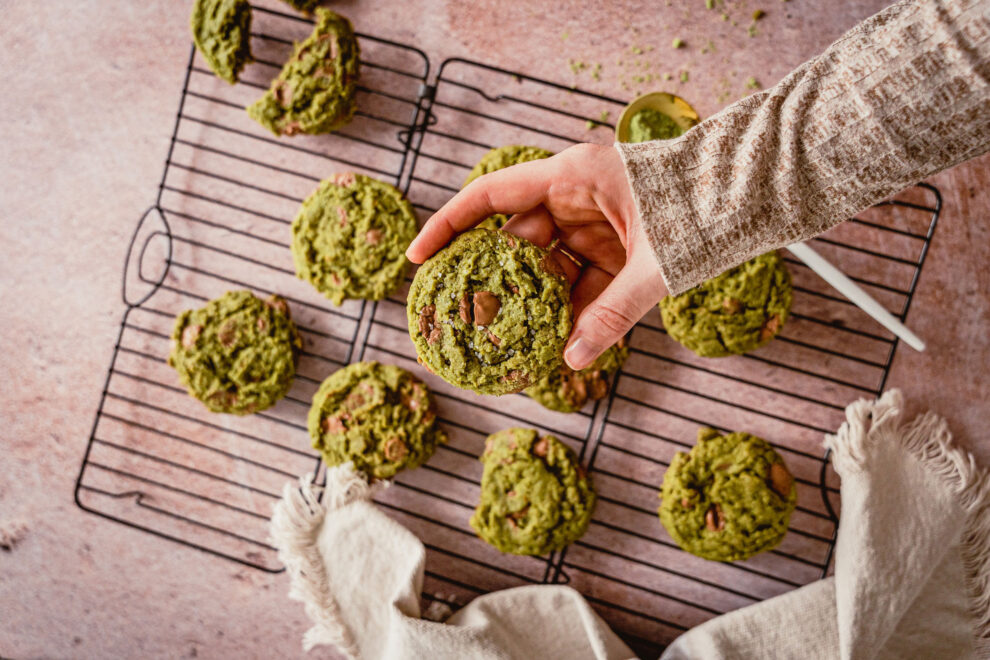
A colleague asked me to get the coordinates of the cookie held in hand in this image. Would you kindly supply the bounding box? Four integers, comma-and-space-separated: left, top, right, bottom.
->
471, 429, 596, 556
407, 229, 572, 396
659, 251, 792, 357
308, 362, 447, 479
659, 427, 797, 562
168, 290, 301, 415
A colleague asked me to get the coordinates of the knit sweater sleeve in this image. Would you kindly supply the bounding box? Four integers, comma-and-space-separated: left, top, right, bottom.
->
617, 0, 990, 295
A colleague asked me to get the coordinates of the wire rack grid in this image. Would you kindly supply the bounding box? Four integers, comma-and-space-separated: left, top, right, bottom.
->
76, 4, 942, 655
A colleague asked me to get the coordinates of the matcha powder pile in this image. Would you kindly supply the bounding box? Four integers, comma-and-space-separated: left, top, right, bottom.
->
628, 107, 686, 142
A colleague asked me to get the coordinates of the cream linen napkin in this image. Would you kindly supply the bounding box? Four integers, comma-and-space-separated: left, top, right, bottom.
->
270, 390, 990, 659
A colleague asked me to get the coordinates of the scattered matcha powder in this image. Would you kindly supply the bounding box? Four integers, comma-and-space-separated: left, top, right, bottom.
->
561, 30, 570, 40
631, 45, 643, 54
600, 110, 611, 122
568, 59, 587, 74
745, 76, 761, 89
701, 39, 715, 54
585, 120, 596, 130
591, 63, 602, 81
672, 38, 685, 48
680, 71, 689, 83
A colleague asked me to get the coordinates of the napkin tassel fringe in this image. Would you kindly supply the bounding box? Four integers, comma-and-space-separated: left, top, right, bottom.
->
827, 390, 990, 652
269, 466, 380, 658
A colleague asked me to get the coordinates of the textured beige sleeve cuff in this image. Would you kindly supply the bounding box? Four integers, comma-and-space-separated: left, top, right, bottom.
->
616, 0, 990, 296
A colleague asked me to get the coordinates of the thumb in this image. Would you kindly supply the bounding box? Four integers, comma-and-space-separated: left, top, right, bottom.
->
563, 252, 667, 370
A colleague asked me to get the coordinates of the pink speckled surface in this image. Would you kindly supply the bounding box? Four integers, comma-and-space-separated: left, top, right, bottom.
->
1, 1, 987, 658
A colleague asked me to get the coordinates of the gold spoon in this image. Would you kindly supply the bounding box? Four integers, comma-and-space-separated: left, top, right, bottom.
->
615, 91, 700, 143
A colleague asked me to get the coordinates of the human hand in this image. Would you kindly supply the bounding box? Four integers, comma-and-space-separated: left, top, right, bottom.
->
406, 143, 668, 370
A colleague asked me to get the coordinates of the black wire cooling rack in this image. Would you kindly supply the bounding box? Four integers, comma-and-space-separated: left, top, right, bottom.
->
76, 3, 942, 655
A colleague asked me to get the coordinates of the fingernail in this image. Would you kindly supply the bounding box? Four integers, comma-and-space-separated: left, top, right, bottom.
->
564, 336, 600, 371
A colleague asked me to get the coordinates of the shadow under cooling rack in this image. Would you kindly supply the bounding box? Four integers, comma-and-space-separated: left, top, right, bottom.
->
76, 6, 942, 655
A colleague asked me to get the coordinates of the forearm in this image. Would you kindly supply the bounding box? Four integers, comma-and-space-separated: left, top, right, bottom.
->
618, 0, 990, 295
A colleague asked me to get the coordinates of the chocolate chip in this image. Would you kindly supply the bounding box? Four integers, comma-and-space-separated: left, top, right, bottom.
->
486, 329, 501, 346
458, 294, 471, 324
472, 291, 500, 326
418, 305, 442, 345
722, 298, 742, 315
365, 229, 382, 245
499, 370, 530, 391
768, 463, 793, 498
760, 314, 782, 341
383, 437, 408, 462
181, 324, 202, 349
265, 296, 289, 316
705, 504, 725, 532
507, 505, 530, 521
586, 371, 609, 400
680, 497, 694, 509
532, 436, 550, 457
331, 172, 356, 187
561, 370, 588, 409
218, 320, 237, 347
322, 416, 346, 433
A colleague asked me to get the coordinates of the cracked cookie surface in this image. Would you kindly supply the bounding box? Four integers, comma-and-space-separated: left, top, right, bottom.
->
407, 229, 572, 396
659, 428, 796, 562
247, 8, 358, 136
291, 173, 417, 305
470, 428, 595, 556
525, 338, 629, 413
308, 362, 447, 479
462, 145, 554, 230
168, 290, 301, 415
659, 251, 791, 357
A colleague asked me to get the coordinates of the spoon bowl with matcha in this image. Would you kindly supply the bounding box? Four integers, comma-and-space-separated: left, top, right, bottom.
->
616, 91, 700, 143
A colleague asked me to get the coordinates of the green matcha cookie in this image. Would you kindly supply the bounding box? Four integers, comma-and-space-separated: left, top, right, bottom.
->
247, 8, 359, 136
659, 252, 792, 357
308, 362, 447, 479
525, 338, 630, 413
407, 229, 572, 396
292, 173, 417, 305
462, 146, 555, 230
280, 0, 321, 12
659, 428, 797, 562
190, 0, 253, 84
167, 290, 301, 415
470, 429, 596, 556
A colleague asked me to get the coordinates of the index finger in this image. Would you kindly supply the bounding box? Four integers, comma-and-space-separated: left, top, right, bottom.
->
405, 157, 557, 263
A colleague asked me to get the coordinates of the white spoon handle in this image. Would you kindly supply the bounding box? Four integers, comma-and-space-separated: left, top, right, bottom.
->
786, 242, 926, 352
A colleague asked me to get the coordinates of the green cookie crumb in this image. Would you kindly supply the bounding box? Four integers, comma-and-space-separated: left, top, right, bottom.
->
190, 0, 253, 84
308, 362, 447, 479
168, 290, 301, 415
407, 229, 572, 396
659, 252, 792, 357
291, 173, 416, 305
672, 38, 685, 49
462, 145, 554, 230
247, 8, 359, 136
659, 427, 796, 562
471, 429, 596, 555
